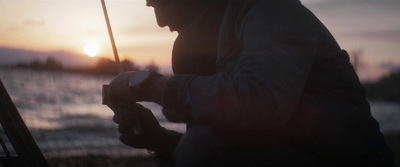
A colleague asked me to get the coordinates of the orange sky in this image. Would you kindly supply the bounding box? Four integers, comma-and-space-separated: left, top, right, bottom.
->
0, 0, 177, 73
1, 0, 400, 81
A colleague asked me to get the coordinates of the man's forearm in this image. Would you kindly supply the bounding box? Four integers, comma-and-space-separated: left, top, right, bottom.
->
143, 75, 172, 106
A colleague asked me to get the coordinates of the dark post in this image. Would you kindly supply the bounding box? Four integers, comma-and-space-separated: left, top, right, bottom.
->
0, 79, 48, 167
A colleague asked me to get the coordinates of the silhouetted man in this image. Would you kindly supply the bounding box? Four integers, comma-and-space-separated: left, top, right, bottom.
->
107, 0, 394, 166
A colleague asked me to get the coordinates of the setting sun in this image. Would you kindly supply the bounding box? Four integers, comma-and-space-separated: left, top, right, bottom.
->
83, 43, 100, 57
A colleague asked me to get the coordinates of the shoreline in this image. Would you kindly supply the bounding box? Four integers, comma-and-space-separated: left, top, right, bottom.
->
46, 155, 159, 167
45, 132, 400, 167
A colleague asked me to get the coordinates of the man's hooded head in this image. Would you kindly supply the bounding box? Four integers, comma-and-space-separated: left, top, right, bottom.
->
146, 0, 216, 31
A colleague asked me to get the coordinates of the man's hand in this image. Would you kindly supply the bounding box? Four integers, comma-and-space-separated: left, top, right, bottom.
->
112, 103, 165, 151
107, 70, 170, 107
107, 71, 138, 106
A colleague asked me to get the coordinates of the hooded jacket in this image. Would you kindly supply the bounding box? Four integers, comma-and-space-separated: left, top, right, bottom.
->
162, 0, 391, 165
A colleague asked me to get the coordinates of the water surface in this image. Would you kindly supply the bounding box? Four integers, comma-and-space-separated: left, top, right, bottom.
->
0, 69, 399, 158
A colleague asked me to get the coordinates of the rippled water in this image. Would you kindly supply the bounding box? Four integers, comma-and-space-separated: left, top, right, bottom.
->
0, 69, 185, 158
0, 68, 399, 158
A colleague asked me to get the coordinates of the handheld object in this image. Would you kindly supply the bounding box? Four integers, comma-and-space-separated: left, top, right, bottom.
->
128, 70, 155, 90
102, 71, 154, 135
100, 0, 143, 134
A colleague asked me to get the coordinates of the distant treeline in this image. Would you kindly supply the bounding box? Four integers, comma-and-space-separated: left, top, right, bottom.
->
364, 71, 400, 103
12, 57, 63, 71
5, 57, 160, 75
4, 56, 400, 103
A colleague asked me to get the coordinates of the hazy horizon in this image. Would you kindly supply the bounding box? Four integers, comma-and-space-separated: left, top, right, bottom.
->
1, 0, 399, 80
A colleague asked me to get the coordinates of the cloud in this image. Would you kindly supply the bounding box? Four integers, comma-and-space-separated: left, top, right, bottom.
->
0, 47, 96, 68
344, 29, 400, 44
122, 24, 162, 36
24, 19, 45, 26
304, 0, 400, 43
4, 19, 45, 34
86, 29, 102, 35
5, 19, 45, 33
381, 62, 400, 72
7, 25, 20, 32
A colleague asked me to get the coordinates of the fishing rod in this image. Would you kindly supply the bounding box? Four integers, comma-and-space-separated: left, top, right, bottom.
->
101, 0, 144, 135
101, 0, 123, 73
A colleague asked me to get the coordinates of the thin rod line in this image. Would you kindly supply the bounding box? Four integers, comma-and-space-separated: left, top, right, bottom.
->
101, 0, 123, 74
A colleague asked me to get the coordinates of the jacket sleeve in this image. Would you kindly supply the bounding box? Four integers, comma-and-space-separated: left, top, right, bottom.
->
163, 1, 319, 132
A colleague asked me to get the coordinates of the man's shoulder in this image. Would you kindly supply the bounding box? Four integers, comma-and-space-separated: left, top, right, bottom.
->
223, 0, 305, 24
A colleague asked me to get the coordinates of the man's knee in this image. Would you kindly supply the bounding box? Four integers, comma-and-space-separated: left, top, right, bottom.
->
173, 126, 223, 167
172, 126, 332, 167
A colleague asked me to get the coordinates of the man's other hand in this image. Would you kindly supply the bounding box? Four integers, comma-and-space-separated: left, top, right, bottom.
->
112, 103, 166, 151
